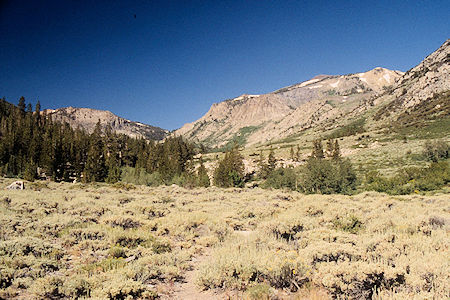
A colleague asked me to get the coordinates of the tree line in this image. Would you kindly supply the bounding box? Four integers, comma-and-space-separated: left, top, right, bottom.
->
213, 139, 357, 194
0, 97, 197, 183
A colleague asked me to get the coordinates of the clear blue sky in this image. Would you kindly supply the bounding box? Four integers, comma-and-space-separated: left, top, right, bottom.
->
1, 1, 449, 130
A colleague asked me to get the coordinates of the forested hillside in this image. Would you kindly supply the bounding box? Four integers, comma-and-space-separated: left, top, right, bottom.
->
0, 97, 195, 183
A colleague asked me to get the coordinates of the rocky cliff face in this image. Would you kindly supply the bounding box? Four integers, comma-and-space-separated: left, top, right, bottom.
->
175, 67, 403, 147
373, 39, 450, 118
44, 107, 168, 140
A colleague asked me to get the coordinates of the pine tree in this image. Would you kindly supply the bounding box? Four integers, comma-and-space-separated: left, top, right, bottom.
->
268, 148, 276, 173
326, 139, 334, 158
35, 100, 41, 114
197, 158, 210, 187
311, 139, 324, 159
332, 140, 341, 160
106, 162, 121, 183
295, 145, 301, 162
105, 125, 122, 183
290, 146, 294, 160
213, 145, 244, 187
18, 96, 26, 113
23, 160, 37, 181
257, 150, 269, 179
84, 120, 106, 182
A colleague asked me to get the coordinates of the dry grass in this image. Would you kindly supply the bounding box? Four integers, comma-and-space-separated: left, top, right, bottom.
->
0, 178, 448, 299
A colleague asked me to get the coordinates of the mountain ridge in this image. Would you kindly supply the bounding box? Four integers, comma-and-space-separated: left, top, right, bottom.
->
44, 106, 168, 141
175, 66, 405, 148
175, 39, 449, 149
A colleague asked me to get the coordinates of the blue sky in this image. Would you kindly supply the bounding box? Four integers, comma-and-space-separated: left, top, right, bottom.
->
1, 0, 449, 130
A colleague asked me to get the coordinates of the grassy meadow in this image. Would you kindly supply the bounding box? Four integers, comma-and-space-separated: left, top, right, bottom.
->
0, 178, 448, 299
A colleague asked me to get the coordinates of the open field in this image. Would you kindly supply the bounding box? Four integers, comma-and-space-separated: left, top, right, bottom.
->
0, 179, 448, 299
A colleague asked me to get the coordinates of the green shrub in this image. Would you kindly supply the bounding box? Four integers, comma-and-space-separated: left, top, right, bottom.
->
151, 240, 171, 254
83, 258, 127, 275
97, 277, 147, 299
328, 118, 366, 139
31, 275, 64, 298
423, 140, 449, 162
333, 215, 364, 234
301, 158, 357, 194
0, 237, 61, 258
414, 161, 449, 191
111, 181, 136, 190
0, 265, 14, 289
121, 167, 163, 186
214, 146, 245, 188
170, 172, 198, 189
246, 283, 273, 299
109, 246, 126, 258
365, 161, 449, 194
27, 181, 49, 191
62, 275, 91, 299
262, 167, 298, 190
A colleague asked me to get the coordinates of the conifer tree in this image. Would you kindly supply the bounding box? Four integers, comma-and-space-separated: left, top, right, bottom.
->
326, 139, 334, 158
18, 96, 26, 113
23, 160, 37, 181
197, 158, 210, 187
267, 147, 276, 173
257, 150, 270, 179
84, 121, 107, 182
106, 162, 121, 183
332, 140, 341, 160
35, 100, 41, 114
311, 139, 324, 159
214, 145, 244, 187
295, 145, 301, 162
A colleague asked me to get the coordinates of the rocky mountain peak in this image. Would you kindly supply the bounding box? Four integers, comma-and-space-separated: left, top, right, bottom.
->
44, 107, 168, 140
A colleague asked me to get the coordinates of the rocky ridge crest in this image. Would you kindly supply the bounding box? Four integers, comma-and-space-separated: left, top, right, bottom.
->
44, 107, 168, 140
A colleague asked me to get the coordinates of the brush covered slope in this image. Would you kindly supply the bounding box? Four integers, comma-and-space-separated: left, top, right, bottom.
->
176, 68, 403, 148
177, 40, 450, 149
0, 181, 448, 299
44, 107, 168, 140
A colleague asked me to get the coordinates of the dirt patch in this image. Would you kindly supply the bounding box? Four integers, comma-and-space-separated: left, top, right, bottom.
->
170, 249, 219, 300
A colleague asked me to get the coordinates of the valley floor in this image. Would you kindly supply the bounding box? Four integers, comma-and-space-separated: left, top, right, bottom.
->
0, 179, 448, 299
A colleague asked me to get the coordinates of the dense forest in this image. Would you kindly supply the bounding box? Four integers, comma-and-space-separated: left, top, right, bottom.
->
0, 97, 196, 183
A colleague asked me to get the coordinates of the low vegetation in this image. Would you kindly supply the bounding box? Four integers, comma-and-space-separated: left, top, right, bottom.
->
364, 161, 449, 195
327, 118, 366, 139
0, 181, 448, 299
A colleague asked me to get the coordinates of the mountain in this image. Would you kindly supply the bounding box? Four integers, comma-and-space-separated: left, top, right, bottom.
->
176, 39, 449, 148
371, 39, 450, 124
44, 107, 168, 140
175, 67, 403, 148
